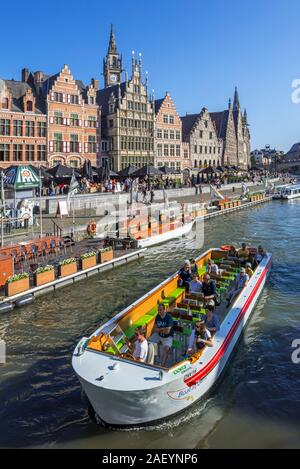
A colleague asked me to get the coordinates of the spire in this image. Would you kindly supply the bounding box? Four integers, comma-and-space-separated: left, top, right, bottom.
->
108, 24, 117, 54
233, 86, 240, 111
243, 108, 248, 125
228, 97, 232, 109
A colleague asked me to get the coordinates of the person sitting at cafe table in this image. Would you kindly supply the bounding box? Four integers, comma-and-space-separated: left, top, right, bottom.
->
126, 327, 149, 363
202, 273, 217, 303
189, 273, 202, 294
204, 304, 220, 334
237, 243, 250, 264
149, 303, 174, 367
186, 320, 213, 355
178, 260, 193, 290
226, 267, 249, 307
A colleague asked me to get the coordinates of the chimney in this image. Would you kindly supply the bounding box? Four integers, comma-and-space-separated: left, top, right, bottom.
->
34, 71, 44, 84
91, 78, 99, 90
22, 68, 29, 82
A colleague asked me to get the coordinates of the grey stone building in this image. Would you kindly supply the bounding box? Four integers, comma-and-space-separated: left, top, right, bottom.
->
210, 88, 251, 169
181, 107, 223, 171
97, 27, 155, 171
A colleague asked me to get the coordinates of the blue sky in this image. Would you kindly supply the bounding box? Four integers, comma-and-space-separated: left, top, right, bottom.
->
1, 0, 299, 152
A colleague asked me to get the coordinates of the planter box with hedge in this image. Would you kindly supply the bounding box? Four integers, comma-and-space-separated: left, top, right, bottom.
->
35, 265, 55, 286
80, 252, 97, 270
59, 258, 77, 277
5, 273, 30, 296
98, 247, 114, 264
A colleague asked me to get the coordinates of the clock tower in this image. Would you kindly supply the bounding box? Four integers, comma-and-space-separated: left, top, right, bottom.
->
103, 25, 123, 88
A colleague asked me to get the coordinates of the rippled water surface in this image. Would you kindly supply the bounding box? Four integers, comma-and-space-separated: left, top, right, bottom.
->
0, 200, 300, 448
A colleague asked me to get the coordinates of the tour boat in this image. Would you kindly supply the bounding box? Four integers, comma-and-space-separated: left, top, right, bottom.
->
280, 183, 300, 200
272, 183, 294, 199
72, 247, 272, 426
136, 219, 194, 248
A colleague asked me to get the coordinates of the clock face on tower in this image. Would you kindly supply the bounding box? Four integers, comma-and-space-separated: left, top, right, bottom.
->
110, 74, 117, 82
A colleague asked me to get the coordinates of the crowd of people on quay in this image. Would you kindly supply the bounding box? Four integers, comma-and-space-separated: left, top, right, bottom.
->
125, 243, 267, 366
35, 161, 292, 198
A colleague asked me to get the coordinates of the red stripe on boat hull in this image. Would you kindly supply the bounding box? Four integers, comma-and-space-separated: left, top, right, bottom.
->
184, 259, 271, 387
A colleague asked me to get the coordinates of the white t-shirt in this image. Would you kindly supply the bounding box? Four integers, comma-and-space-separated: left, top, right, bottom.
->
133, 339, 148, 362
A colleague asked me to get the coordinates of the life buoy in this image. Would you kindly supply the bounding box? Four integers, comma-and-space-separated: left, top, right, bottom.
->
87, 221, 97, 235
220, 245, 234, 251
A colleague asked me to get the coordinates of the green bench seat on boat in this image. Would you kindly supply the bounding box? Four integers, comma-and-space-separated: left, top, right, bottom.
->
124, 313, 154, 338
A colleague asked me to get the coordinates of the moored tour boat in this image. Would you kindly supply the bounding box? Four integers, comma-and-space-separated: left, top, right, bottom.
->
280, 183, 300, 200
72, 246, 272, 426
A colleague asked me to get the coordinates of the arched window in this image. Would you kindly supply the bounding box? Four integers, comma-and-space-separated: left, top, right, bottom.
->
194, 159, 197, 168
1, 97, 9, 109
204, 159, 207, 166
213, 159, 216, 167
27, 101, 33, 111
199, 160, 202, 168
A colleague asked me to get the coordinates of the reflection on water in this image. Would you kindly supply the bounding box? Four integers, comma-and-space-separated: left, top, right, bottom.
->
0, 200, 300, 448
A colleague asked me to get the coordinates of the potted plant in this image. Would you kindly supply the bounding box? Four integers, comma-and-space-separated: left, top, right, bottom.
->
59, 258, 77, 277
80, 251, 97, 270
5, 272, 30, 296
98, 246, 114, 264
35, 265, 55, 286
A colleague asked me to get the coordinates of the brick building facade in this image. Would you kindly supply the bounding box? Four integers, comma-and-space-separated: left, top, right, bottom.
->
0, 78, 47, 168
154, 92, 182, 171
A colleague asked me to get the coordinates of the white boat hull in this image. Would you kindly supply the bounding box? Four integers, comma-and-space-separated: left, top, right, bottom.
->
136, 221, 194, 248
73, 253, 271, 426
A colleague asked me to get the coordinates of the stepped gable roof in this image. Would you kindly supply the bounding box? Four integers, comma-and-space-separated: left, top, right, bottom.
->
96, 82, 127, 115
180, 113, 200, 140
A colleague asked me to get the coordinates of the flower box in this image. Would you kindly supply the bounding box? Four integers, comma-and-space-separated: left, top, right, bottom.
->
80, 254, 97, 270
99, 249, 114, 264
5, 276, 30, 296
35, 268, 55, 286
59, 261, 78, 277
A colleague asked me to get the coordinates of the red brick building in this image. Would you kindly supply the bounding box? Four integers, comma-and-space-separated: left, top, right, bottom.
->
44, 65, 100, 167
154, 92, 182, 171
0, 77, 47, 168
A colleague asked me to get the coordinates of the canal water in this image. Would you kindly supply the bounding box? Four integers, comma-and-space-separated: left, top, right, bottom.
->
0, 200, 300, 448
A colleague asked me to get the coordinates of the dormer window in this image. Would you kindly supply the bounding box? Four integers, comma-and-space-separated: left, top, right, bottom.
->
90, 96, 95, 105
27, 100, 33, 112
1, 97, 9, 109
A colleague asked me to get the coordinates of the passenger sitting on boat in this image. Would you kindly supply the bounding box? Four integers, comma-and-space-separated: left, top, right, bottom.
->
189, 273, 202, 293
227, 246, 237, 258
255, 245, 266, 263
206, 259, 219, 276
178, 260, 193, 290
237, 243, 250, 265
129, 327, 149, 363
204, 305, 220, 334
248, 253, 258, 270
202, 274, 217, 303
190, 258, 198, 276
226, 267, 249, 307
150, 303, 174, 367
186, 321, 213, 355
245, 262, 254, 277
